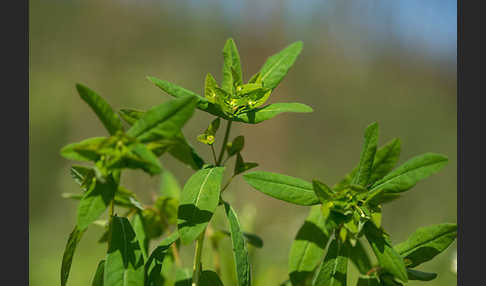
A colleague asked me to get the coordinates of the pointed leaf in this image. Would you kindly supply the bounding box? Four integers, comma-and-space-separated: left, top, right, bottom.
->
259, 41, 303, 89
312, 239, 348, 286
227, 136, 245, 157
77, 176, 116, 230
119, 109, 145, 126
243, 171, 319, 205
177, 167, 225, 244
312, 180, 334, 203
168, 132, 205, 170
104, 216, 145, 286
131, 212, 149, 261
370, 153, 448, 193
127, 96, 197, 143
91, 260, 105, 286
224, 202, 251, 286
406, 269, 437, 281
289, 205, 330, 285
61, 226, 86, 286
364, 223, 408, 283
222, 38, 242, 93
234, 153, 258, 175
352, 122, 379, 187
368, 138, 401, 185
234, 102, 313, 124
394, 223, 457, 268
76, 84, 123, 135
60, 137, 107, 162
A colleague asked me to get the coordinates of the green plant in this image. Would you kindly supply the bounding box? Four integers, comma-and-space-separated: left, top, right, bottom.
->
59, 38, 456, 286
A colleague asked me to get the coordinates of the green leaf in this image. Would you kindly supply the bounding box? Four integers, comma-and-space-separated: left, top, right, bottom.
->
347, 240, 372, 275
197, 118, 220, 145
131, 212, 149, 261
147, 76, 227, 118
76, 84, 123, 135
234, 102, 313, 124
312, 239, 348, 286
227, 136, 245, 157
168, 132, 205, 170
394, 223, 457, 268
407, 269, 437, 281
175, 268, 192, 286
118, 109, 145, 126
352, 122, 379, 187
243, 171, 319, 205
368, 138, 401, 185
61, 226, 85, 286
104, 216, 145, 286
177, 167, 225, 244
199, 270, 224, 286
120, 143, 162, 175
160, 170, 181, 200
289, 205, 330, 285
61, 137, 107, 162
77, 176, 116, 230
91, 260, 105, 286
356, 277, 380, 286
370, 153, 448, 193
222, 38, 243, 93
145, 232, 180, 285
259, 41, 303, 90
70, 165, 96, 190
312, 180, 334, 203
127, 96, 197, 142
224, 202, 251, 286
204, 73, 219, 103
234, 153, 258, 175
363, 223, 408, 283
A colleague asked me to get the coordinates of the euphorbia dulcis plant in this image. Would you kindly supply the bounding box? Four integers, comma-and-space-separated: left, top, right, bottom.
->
60, 38, 456, 286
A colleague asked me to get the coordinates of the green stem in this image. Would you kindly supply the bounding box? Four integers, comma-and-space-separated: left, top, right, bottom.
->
217, 120, 232, 166
192, 230, 206, 286
210, 145, 218, 165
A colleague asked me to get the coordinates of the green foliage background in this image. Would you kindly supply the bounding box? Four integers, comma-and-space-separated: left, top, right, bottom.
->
29, 1, 456, 285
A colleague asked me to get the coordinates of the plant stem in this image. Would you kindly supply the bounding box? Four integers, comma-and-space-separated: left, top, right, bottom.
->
220, 175, 235, 194
210, 145, 218, 165
217, 120, 232, 166
171, 243, 182, 268
192, 229, 206, 286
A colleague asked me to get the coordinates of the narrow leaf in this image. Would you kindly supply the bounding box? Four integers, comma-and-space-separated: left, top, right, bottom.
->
289, 205, 330, 285
61, 226, 85, 286
76, 84, 123, 135
370, 153, 448, 193
60, 137, 106, 162
224, 202, 251, 286
234, 102, 313, 124
243, 171, 319, 205
406, 269, 437, 281
364, 223, 408, 283
177, 167, 225, 244
77, 176, 116, 230
222, 38, 242, 93
175, 268, 192, 286
394, 223, 457, 268
91, 260, 105, 286
104, 216, 145, 286
259, 41, 303, 89
368, 138, 401, 185
312, 180, 334, 203
127, 96, 197, 142
312, 239, 348, 286
352, 122, 379, 187
168, 132, 205, 170
119, 109, 145, 126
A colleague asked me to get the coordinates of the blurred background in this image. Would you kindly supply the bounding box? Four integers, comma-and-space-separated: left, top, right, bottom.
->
29, 0, 457, 285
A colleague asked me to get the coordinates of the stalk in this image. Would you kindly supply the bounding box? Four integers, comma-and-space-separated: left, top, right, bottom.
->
192, 230, 206, 286
217, 120, 232, 166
